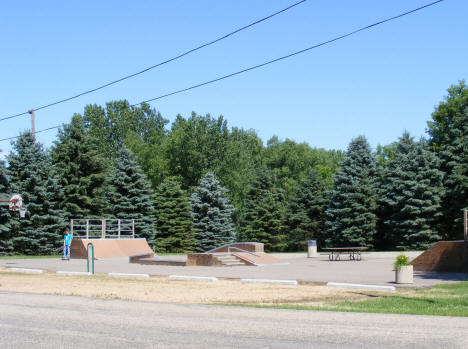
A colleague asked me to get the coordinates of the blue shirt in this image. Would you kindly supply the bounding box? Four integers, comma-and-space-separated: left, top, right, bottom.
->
64, 234, 72, 246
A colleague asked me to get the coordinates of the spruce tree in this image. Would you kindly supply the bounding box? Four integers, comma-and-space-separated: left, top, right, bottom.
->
42, 174, 68, 250
0, 157, 12, 255
238, 167, 286, 252
51, 114, 109, 219
427, 82, 468, 239
324, 136, 378, 248
107, 147, 156, 245
154, 177, 196, 253
7, 132, 64, 254
190, 172, 235, 252
378, 133, 443, 250
285, 170, 329, 251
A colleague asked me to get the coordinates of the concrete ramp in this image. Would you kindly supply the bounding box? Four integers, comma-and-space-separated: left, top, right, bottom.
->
233, 252, 286, 266
411, 241, 468, 272
187, 243, 286, 266
70, 239, 154, 259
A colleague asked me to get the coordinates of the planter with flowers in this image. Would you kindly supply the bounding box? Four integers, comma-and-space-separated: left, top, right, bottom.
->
394, 254, 413, 284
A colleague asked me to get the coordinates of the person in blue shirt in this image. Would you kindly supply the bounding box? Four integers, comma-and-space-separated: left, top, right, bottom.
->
62, 228, 72, 260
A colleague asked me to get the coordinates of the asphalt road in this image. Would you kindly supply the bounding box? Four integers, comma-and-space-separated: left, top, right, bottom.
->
1, 291, 467, 348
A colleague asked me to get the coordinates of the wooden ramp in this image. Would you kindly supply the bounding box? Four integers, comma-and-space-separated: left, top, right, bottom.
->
411, 241, 468, 272
70, 238, 154, 259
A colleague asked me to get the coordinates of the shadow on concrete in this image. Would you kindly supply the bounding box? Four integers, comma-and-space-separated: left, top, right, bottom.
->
414, 272, 468, 282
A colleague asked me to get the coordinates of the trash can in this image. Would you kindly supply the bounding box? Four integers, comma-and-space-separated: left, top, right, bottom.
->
307, 240, 318, 258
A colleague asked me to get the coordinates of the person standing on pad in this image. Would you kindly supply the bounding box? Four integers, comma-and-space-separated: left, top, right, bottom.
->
62, 228, 72, 260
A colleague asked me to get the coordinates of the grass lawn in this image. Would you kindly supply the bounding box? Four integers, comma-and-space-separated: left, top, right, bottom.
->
251, 282, 468, 317
0, 255, 61, 259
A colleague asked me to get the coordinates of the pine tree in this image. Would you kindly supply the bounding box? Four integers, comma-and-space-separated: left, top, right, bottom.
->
324, 136, 378, 248
0, 157, 12, 255
107, 147, 156, 245
7, 132, 64, 254
154, 177, 196, 253
378, 133, 443, 250
51, 114, 109, 219
285, 170, 329, 251
427, 82, 468, 239
190, 172, 235, 252
238, 167, 286, 252
42, 174, 68, 250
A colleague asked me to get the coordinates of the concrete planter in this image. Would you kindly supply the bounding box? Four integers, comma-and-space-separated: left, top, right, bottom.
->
395, 265, 413, 284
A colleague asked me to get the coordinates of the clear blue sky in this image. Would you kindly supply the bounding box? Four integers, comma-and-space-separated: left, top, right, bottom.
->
1, 0, 467, 157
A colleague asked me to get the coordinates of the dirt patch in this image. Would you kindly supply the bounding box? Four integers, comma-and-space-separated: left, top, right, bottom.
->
0, 270, 388, 305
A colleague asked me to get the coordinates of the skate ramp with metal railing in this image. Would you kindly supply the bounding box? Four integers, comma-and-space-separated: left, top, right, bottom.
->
187, 242, 286, 266
70, 238, 154, 259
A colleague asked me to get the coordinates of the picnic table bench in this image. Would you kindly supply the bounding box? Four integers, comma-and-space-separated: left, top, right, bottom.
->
322, 247, 368, 261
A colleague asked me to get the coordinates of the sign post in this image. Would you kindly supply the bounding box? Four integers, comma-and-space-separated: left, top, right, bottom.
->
87, 243, 94, 275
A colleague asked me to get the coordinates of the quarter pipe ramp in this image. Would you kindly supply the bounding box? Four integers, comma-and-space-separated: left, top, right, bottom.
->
411, 241, 468, 272
70, 238, 155, 259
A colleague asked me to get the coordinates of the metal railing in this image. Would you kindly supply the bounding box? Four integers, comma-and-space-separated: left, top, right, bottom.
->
70, 219, 135, 239
204, 242, 263, 254
227, 246, 260, 265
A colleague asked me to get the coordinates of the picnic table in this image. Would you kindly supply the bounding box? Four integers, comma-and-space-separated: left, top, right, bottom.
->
322, 247, 368, 261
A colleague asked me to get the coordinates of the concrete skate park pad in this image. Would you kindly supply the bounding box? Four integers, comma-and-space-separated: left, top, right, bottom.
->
132, 242, 286, 266
71, 238, 154, 259
3, 251, 468, 287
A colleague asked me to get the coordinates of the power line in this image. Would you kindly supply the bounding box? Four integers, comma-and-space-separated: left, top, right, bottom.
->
0, 0, 307, 122
133, 0, 445, 106
0, 0, 445, 143
0, 126, 60, 142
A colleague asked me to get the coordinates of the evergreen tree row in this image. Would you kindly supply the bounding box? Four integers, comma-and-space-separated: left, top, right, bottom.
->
0, 81, 466, 254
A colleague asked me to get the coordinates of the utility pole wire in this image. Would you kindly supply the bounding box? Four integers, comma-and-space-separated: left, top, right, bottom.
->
133, 0, 445, 106
0, 0, 446, 143
0, 126, 60, 142
0, 0, 307, 122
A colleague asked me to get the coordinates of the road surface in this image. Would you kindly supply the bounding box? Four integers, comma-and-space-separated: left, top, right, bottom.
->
1, 291, 467, 348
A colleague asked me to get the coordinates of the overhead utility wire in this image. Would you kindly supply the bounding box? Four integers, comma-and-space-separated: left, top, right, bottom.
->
0, 0, 307, 122
0, 0, 445, 143
0, 126, 60, 142
133, 0, 445, 106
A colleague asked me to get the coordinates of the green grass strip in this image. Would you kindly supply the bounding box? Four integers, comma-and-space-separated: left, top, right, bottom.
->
225, 282, 468, 317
